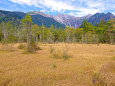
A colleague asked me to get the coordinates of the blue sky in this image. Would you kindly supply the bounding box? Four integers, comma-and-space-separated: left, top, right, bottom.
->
0, 0, 115, 17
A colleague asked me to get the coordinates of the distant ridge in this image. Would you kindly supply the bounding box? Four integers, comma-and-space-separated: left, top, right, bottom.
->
0, 10, 65, 29
0, 10, 115, 28
54, 12, 115, 27
88, 12, 115, 25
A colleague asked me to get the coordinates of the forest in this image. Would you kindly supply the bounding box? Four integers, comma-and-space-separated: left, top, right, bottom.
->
0, 14, 115, 45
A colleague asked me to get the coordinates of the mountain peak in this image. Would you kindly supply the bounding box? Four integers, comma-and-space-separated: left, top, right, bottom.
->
88, 12, 115, 25
27, 11, 52, 18
82, 14, 92, 18
106, 12, 114, 16
28, 11, 43, 14
106, 12, 113, 14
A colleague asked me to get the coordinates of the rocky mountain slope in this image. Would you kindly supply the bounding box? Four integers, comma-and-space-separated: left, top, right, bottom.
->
0, 10, 65, 28
0, 10, 114, 28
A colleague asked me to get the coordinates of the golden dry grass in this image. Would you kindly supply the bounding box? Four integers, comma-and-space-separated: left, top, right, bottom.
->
0, 43, 115, 86
95, 61, 115, 86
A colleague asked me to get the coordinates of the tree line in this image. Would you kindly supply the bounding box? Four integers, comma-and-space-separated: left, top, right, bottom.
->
0, 14, 115, 45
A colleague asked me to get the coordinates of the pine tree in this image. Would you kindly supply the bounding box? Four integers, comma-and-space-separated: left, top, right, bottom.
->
21, 14, 32, 51
107, 17, 115, 44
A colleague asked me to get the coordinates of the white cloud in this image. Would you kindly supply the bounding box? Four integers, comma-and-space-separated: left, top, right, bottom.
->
42, 0, 75, 12
68, 8, 100, 17
10, 0, 36, 6
9, 0, 75, 12
112, 12, 115, 15
9, 0, 115, 17
9, 0, 42, 8
86, 1, 102, 8
40, 9, 46, 13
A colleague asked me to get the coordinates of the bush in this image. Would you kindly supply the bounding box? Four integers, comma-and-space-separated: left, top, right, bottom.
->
18, 41, 41, 54
26, 42, 41, 53
52, 64, 56, 69
52, 50, 63, 59
49, 45, 55, 54
49, 45, 72, 60
63, 45, 70, 60
18, 44, 26, 50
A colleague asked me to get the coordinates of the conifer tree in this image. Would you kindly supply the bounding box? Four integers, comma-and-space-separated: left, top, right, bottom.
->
21, 14, 32, 50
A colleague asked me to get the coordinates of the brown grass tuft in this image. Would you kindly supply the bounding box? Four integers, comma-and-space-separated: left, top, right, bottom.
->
95, 61, 115, 86
0, 44, 15, 52
49, 45, 72, 60
19, 43, 42, 54
18, 44, 26, 50
111, 56, 115, 61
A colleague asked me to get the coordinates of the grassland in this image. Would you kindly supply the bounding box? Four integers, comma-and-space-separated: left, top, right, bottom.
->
0, 43, 115, 86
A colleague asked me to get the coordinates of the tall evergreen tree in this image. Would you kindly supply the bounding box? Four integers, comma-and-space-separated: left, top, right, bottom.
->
21, 14, 32, 50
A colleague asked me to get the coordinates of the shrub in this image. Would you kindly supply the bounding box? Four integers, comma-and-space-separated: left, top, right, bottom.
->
63, 45, 70, 60
52, 50, 63, 59
18, 44, 26, 50
49, 45, 72, 60
25, 42, 41, 53
49, 45, 55, 54
52, 64, 56, 69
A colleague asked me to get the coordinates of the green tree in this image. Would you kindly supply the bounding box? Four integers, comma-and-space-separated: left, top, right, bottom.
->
107, 17, 115, 44
0, 24, 3, 42
31, 24, 39, 43
21, 14, 32, 50
80, 19, 95, 43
